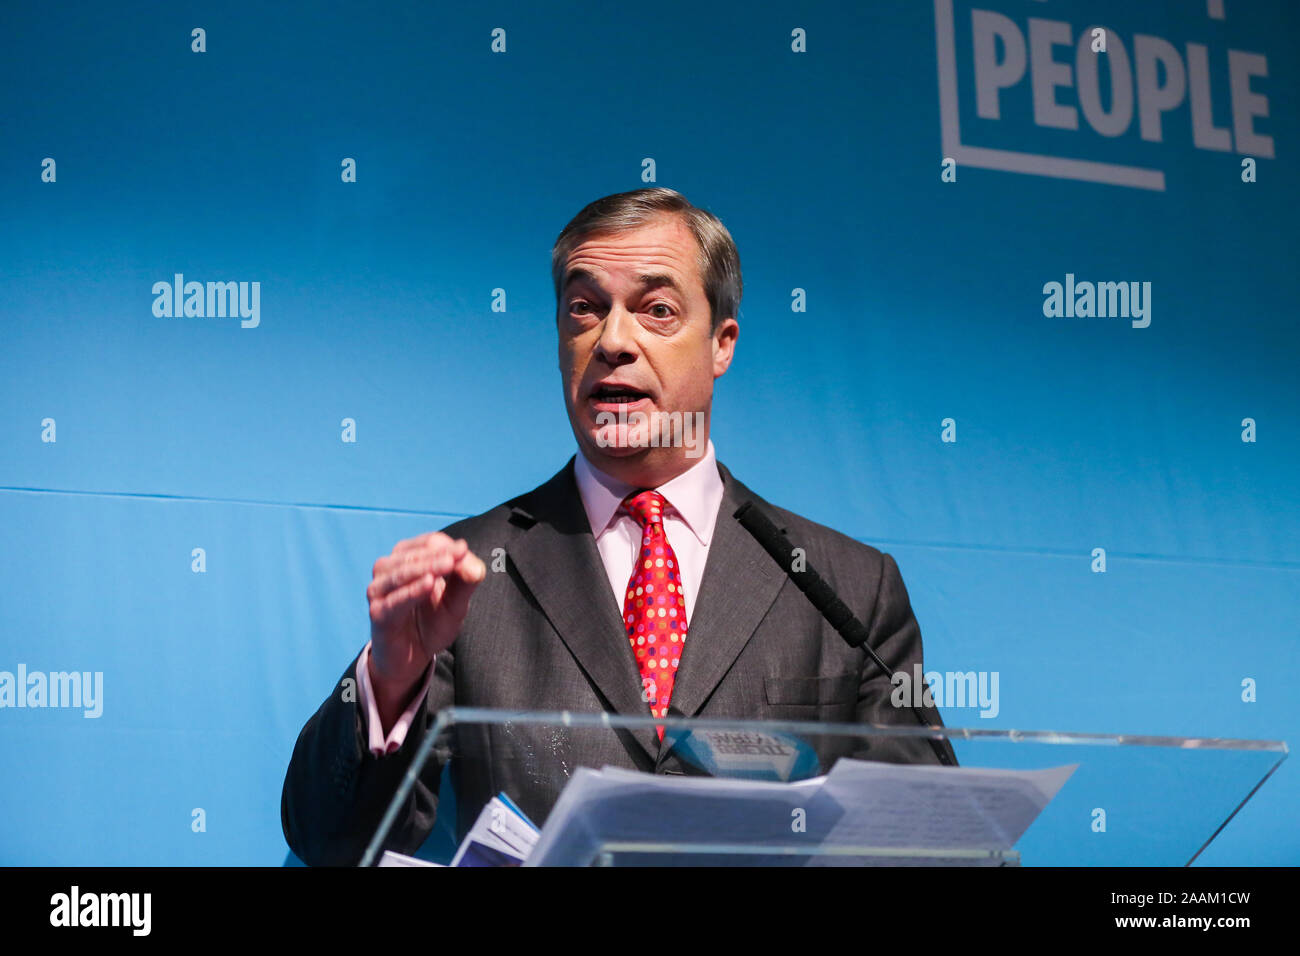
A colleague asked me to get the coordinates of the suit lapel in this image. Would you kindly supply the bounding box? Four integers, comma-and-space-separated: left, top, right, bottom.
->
505, 457, 789, 760
664, 463, 789, 719
506, 458, 661, 762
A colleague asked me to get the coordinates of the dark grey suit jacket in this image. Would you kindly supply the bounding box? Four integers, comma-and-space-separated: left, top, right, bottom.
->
281, 457, 956, 866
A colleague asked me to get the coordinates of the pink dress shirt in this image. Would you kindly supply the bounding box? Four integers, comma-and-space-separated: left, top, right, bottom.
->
356, 441, 725, 756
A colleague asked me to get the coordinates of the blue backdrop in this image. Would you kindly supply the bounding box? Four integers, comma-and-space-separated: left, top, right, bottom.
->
1, 0, 1295, 864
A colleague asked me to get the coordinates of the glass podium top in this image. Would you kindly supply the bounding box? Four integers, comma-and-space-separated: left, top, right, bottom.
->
362, 708, 1287, 867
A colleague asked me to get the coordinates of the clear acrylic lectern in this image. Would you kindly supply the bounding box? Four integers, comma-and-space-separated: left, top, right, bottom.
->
360, 708, 1286, 867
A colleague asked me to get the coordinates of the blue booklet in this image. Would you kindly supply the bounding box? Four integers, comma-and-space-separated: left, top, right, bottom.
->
450, 793, 540, 867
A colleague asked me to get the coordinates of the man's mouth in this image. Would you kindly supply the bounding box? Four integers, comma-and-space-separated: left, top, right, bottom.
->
589, 383, 652, 409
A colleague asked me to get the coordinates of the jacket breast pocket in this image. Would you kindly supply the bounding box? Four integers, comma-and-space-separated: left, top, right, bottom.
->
763, 672, 859, 718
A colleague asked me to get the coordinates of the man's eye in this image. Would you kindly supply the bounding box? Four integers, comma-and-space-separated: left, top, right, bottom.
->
570, 301, 591, 314
648, 304, 673, 318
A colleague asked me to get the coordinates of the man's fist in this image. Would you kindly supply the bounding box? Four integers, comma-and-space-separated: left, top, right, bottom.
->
365, 532, 486, 724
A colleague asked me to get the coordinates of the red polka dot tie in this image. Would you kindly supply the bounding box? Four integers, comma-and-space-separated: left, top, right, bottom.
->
621, 490, 687, 739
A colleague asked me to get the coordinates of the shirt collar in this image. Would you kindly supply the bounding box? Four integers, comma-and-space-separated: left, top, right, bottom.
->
573, 439, 723, 548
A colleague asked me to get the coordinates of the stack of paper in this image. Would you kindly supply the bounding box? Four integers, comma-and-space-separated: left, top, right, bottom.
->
377, 850, 442, 867
520, 759, 1077, 866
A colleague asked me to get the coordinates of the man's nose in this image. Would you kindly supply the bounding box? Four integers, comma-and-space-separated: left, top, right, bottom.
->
593, 308, 639, 365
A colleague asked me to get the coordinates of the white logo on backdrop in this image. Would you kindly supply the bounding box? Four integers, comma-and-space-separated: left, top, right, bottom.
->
934, 0, 1274, 190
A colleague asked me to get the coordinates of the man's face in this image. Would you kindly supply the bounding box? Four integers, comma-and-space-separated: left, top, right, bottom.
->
557, 214, 738, 486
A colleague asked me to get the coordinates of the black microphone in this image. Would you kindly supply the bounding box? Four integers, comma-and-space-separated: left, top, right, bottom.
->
733, 499, 955, 767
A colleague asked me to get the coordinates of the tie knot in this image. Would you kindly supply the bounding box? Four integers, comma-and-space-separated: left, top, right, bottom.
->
624, 490, 667, 529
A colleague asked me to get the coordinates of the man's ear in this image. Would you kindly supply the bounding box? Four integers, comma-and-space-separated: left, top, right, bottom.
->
712, 317, 739, 379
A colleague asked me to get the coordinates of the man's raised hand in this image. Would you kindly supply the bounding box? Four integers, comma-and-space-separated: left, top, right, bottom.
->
366, 532, 486, 721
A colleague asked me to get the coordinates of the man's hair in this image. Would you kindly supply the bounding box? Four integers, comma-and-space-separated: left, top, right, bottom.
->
551, 187, 742, 331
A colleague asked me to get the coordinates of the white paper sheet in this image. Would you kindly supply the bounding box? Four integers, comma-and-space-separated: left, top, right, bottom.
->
524, 759, 1076, 866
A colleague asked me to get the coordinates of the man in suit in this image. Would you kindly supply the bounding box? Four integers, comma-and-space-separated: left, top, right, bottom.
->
281, 187, 955, 866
